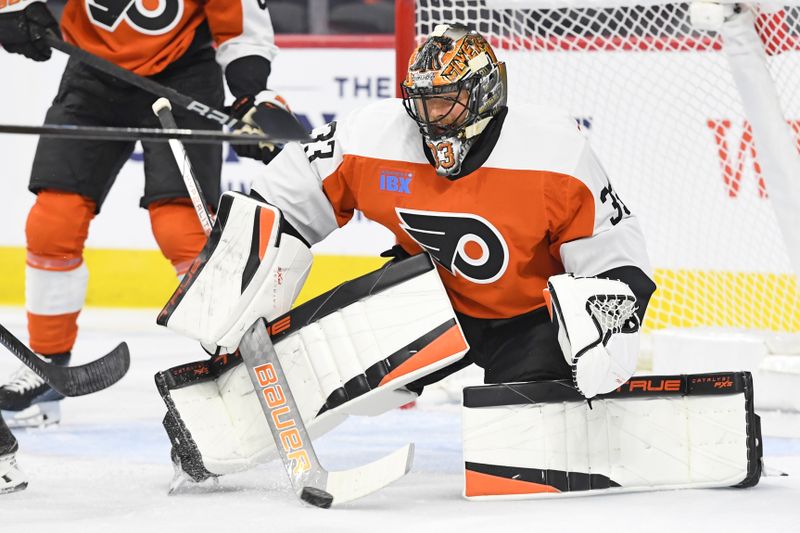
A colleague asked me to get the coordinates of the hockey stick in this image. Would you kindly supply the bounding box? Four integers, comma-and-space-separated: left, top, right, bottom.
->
152, 98, 214, 235
153, 106, 414, 506
43, 33, 310, 142
0, 123, 283, 144
239, 319, 414, 508
0, 323, 129, 397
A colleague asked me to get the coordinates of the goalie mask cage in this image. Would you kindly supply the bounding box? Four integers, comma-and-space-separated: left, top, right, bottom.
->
395, 0, 800, 335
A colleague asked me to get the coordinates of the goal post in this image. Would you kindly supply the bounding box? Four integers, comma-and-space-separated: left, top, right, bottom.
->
394, 0, 800, 335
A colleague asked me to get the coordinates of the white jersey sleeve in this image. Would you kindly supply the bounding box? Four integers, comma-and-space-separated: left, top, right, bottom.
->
206, 0, 279, 70
554, 143, 653, 279
251, 119, 349, 245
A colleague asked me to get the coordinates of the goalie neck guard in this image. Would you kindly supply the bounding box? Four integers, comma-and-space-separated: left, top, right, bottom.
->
401, 24, 507, 179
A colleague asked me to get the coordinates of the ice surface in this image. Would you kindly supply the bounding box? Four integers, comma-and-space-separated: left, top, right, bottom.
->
0, 308, 797, 533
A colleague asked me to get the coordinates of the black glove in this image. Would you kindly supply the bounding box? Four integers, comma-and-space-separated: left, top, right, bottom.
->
229, 90, 292, 165
0, 2, 60, 62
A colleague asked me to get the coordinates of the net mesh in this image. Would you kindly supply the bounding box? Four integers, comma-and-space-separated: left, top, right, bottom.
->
588, 295, 639, 335
413, 0, 800, 332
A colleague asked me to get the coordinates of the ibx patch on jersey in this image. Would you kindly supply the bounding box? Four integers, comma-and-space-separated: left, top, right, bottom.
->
379, 171, 413, 195
396, 208, 509, 284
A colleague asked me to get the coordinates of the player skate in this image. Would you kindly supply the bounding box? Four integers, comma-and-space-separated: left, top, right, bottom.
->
0, 354, 70, 428
0, 416, 27, 494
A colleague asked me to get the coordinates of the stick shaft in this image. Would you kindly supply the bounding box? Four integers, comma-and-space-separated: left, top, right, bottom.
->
44, 34, 309, 141
239, 319, 328, 492
0, 123, 282, 144
153, 104, 214, 236
45, 35, 243, 131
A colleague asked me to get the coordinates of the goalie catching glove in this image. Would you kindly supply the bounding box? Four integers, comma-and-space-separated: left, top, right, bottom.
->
229, 90, 292, 164
546, 273, 640, 398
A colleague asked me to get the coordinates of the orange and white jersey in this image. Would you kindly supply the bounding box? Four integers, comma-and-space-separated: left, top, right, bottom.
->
55, 0, 277, 76
252, 99, 652, 320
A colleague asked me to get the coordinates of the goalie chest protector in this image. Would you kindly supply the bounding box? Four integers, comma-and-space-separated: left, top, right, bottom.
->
462, 372, 762, 499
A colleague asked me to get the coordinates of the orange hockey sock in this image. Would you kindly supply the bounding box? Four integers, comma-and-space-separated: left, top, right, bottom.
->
149, 199, 208, 276
25, 190, 96, 355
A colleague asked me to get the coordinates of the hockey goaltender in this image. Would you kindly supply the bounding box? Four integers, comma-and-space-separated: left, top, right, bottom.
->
153, 23, 762, 503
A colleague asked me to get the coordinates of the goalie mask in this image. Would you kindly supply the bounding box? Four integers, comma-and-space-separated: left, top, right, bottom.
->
401, 24, 507, 179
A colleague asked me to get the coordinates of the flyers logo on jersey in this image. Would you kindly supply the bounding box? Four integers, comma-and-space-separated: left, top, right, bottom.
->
396, 208, 509, 284
87, 0, 184, 35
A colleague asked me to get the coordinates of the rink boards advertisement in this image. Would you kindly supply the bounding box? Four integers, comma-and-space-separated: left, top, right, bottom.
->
0, 45, 797, 330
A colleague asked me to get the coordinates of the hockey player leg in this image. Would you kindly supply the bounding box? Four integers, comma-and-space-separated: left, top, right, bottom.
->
461, 372, 762, 499
0, 191, 93, 428
148, 198, 209, 277
156, 253, 469, 488
0, 416, 27, 494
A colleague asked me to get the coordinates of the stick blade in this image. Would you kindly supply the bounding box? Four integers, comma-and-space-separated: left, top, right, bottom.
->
323, 443, 415, 506
61, 342, 131, 396
251, 105, 310, 142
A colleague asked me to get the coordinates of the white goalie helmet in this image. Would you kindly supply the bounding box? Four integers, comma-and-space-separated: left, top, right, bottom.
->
401, 24, 507, 178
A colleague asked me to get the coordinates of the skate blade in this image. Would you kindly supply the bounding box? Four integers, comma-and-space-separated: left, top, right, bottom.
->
168, 471, 220, 495
2, 401, 61, 429
167, 454, 219, 495
0, 481, 28, 495
0, 454, 28, 494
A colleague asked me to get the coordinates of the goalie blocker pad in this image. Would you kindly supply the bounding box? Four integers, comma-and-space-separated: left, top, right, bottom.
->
462, 372, 762, 499
157, 191, 313, 353
156, 253, 468, 479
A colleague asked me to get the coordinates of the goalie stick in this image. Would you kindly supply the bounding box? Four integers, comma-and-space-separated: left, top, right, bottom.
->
154, 105, 414, 506
0, 323, 129, 397
43, 33, 310, 143
239, 318, 414, 508
152, 98, 214, 236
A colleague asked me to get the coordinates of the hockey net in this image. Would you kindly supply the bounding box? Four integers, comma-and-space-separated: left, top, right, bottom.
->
394, 0, 800, 405
396, 0, 800, 335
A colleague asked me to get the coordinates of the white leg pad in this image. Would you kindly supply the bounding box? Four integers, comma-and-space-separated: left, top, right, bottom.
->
462, 372, 762, 499
158, 253, 469, 476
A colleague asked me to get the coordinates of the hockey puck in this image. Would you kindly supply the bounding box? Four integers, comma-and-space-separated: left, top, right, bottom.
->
300, 486, 334, 509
